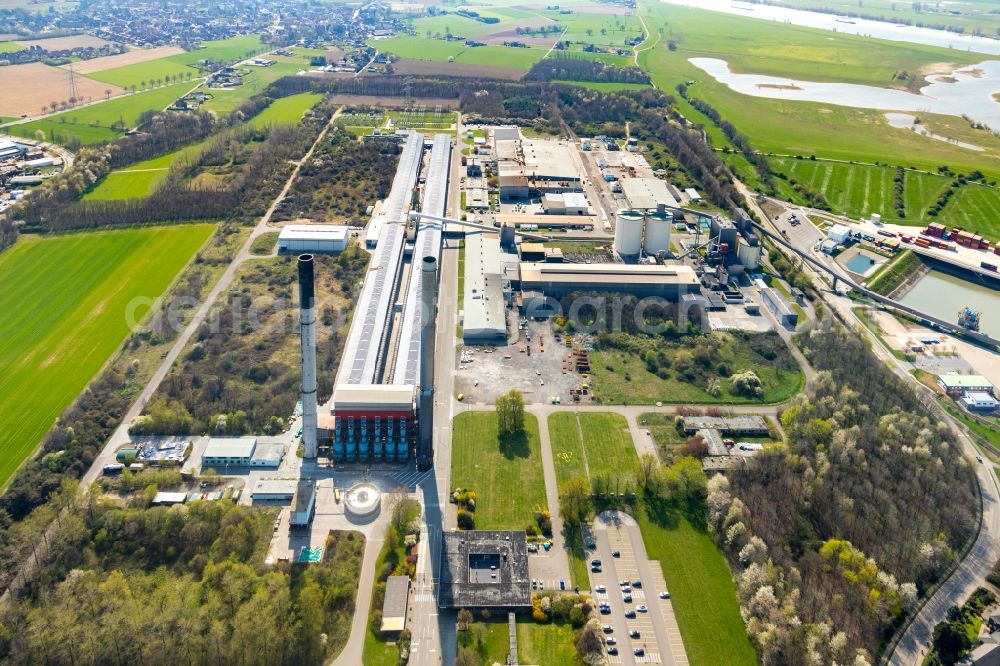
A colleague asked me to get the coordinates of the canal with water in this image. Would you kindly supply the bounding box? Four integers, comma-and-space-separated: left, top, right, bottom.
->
899, 270, 1000, 339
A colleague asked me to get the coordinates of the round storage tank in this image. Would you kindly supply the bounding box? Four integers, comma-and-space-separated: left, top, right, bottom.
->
345, 482, 381, 522
643, 211, 672, 255
613, 210, 644, 258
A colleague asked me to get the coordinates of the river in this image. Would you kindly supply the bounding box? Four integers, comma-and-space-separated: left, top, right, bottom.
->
899, 270, 1000, 339
689, 57, 1000, 131
659, 0, 1000, 56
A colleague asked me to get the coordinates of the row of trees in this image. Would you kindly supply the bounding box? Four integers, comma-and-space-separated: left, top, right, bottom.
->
707, 321, 978, 663
524, 54, 650, 84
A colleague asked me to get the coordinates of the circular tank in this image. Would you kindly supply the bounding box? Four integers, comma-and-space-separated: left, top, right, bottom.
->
613, 210, 644, 258
345, 482, 382, 522
643, 211, 672, 255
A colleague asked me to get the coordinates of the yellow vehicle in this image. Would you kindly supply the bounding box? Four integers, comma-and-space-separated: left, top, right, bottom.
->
456, 392, 465, 401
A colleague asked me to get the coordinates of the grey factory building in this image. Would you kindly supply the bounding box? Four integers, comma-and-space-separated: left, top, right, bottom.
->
438, 531, 531, 611
517, 262, 701, 299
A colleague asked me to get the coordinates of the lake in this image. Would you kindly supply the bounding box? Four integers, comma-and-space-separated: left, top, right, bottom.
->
899, 270, 1000, 339
689, 57, 1000, 131
660, 0, 1000, 56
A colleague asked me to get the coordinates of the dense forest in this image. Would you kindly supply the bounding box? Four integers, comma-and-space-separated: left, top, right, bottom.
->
524, 54, 650, 84
708, 322, 978, 664
133, 248, 369, 437
275, 126, 400, 223
0, 499, 364, 666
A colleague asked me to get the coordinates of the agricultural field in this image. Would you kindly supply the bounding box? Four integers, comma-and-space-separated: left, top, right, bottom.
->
14, 34, 109, 50
87, 58, 198, 90
386, 108, 455, 131
370, 35, 548, 70
940, 183, 1000, 240
250, 92, 323, 128
0, 224, 214, 489
638, 3, 1000, 180
0, 62, 124, 117
168, 34, 269, 67
81, 168, 170, 200
0, 40, 23, 53
7, 82, 191, 145
63, 45, 186, 75
451, 411, 548, 530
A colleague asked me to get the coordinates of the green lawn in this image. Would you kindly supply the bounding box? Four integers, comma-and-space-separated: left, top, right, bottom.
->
88, 59, 198, 89
0, 224, 215, 488
552, 80, 650, 92
0, 41, 24, 53
371, 36, 547, 69
549, 412, 639, 486
7, 83, 191, 145
451, 411, 547, 530
168, 35, 269, 67
636, 500, 757, 666
939, 183, 1000, 240
250, 92, 323, 128
637, 2, 1000, 182
82, 169, 169, 200
458, 619, 581, 665
200, 61, 308, 116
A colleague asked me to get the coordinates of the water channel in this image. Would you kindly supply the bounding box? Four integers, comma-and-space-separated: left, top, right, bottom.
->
899, 270, 1000, 339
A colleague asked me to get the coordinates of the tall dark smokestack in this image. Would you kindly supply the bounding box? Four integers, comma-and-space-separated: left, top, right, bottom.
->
418, 255, 437, 464
298, 254, 318, 459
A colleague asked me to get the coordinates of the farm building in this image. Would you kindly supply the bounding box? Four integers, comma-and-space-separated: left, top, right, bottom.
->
277, 225, 349, 254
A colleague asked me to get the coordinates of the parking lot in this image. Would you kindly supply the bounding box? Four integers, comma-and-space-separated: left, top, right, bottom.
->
454, 319, 584, 405
588, 511, 688, 665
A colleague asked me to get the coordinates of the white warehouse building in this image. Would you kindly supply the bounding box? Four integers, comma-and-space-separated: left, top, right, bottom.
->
278, 225, 349, 254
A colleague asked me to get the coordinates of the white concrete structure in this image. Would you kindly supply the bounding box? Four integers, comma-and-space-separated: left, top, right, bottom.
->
202, 437, 256, 466
827, 224, 851, 244
613, 210, 644, 258
345, 482, 382, 521
299, 255, 319, 459
278, 225, 349, 253
643, 210, 672, 255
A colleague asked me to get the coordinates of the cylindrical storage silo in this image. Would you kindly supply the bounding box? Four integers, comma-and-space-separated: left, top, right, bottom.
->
643, 211, 672, 256
613, 210, 643, 258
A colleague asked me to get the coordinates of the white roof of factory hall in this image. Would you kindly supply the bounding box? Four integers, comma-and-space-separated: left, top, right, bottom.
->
620, 178, 679, 210
519, 262, 699, 286
463, 231, 506, 338
278, 224, 349, 241
332, 384, 415, 409
204, 437, 257, 458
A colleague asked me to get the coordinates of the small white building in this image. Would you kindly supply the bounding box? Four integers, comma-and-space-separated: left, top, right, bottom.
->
278, 224, 349, 254
541, 192, 589, 215
202, 437, 256, 467
962, 392, 999, 412
684, 187, 702, 202
827, 224, 851, 244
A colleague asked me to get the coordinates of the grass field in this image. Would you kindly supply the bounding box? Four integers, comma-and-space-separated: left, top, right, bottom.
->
0, 224, 214, 489
590, 339, 805, 405
88, 59, 197, 90
0, 41, 23, 53
458, 618, 581, 665
199, 60, 309, 115
451, 411, 547, 530
637, 2, 1000, 182
250, 92, 323, 128
636, 500, 757, 666
81, 169, 170, 200
552, 80, 650, 92
7, 82, 191, 145
168, 35, 268, 67
371, 36, 547, 69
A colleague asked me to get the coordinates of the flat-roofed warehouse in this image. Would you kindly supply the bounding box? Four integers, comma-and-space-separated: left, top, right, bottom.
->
381, 576, 410, 633
621, 178, 679, 211
438, 530, 531, 611
463, 231, 508, 343
277, 224, 349, 254
518, 262, 701, 299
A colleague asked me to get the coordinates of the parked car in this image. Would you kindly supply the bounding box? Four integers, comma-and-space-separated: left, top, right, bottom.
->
612, 550, 621, 558
660, 591, 670, 599
608, 647, 618, 656
603, 625, 613, 634
624, 610, 636, 619
630, 630, 640, 639
637, 605, 648, 613
595, 585, 606, 593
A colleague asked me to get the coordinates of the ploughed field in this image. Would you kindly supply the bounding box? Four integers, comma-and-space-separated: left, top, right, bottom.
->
0, 224, 214, 488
